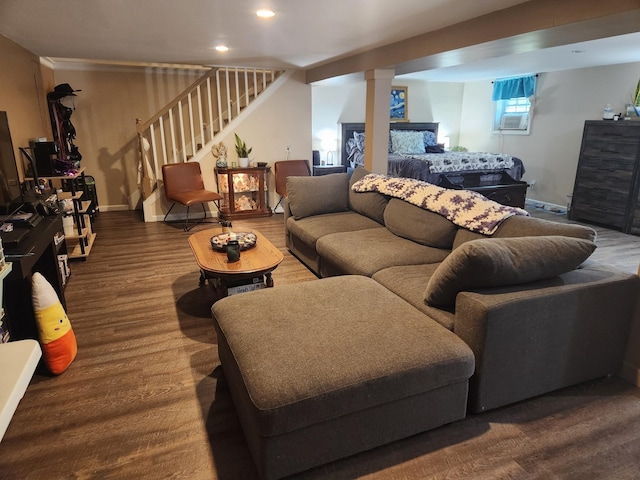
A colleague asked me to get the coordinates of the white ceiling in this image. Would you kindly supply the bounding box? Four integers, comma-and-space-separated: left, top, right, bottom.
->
0, 0, 639, 82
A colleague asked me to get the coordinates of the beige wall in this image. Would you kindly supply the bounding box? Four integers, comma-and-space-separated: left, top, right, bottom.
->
313, 61, 640, 208
0, 34, 51, 179
312, 78, 464, 164
54, 67, 311, 212
458, 61, 640, 207
52, 66, 208, 210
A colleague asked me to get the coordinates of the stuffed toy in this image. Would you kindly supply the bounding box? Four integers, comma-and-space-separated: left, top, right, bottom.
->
32, 272, 77, 374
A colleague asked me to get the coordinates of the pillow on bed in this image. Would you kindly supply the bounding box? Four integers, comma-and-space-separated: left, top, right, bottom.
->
423, 131, 438, 147
424, 236, 596, 307
390, 130, 425, 155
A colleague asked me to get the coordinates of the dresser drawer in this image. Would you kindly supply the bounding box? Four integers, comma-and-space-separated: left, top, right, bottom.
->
584, 123, 640, 145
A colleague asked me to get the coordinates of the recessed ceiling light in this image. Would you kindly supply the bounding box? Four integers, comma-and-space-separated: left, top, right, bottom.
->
256, 9, 275, 18
215, 45, 229, 52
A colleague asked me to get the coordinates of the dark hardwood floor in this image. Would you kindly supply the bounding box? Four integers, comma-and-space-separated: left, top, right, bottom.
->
1, 209, 640, 479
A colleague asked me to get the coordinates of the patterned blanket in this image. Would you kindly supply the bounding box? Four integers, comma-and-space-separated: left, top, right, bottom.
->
401, 151, 515, 174
352, 174, 529, 235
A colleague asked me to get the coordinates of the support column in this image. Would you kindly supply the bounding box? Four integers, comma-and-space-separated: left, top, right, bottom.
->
364, 69, 394, 174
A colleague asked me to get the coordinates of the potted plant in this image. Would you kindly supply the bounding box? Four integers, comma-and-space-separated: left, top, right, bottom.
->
234, 133, 252, 167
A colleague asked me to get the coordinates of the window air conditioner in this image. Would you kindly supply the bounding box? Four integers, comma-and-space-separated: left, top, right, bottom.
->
500, 114, 528, 130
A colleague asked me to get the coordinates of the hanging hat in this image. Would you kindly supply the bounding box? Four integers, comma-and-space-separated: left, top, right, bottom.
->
48, 83, 81, 100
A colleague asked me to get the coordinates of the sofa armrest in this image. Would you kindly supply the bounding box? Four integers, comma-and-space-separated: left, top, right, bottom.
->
453, 265, 640, 413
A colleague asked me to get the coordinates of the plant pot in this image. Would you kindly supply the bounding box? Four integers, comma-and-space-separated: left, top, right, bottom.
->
238, 157, 250, 168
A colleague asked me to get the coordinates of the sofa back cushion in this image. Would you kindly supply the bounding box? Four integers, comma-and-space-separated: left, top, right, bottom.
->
425, 236, 597, 307
287, 173, 349, 220
384, 198, 458, 249
348, 167, 389, 224
452, 214, 597, 250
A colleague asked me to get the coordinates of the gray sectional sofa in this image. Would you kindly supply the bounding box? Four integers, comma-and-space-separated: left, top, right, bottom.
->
212, 167, 639, 479
285, 167, 639, 412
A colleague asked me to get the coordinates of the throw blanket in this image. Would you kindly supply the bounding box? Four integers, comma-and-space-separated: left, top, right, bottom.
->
352, 174, 529, 235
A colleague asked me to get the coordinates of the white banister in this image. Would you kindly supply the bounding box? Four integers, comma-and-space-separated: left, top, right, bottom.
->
136, 66, 284, 199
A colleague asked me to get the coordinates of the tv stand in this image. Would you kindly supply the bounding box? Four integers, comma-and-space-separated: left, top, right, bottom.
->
3, 215, 67, 341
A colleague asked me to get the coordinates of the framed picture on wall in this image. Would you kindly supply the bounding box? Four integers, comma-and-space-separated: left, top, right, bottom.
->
390, 86, 408, 122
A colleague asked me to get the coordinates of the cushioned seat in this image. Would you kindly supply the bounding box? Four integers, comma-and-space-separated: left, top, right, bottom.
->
162, 162, 222, 231
212, 276, 474, 479
373, 263, 456, 330
316, 227, 450, 277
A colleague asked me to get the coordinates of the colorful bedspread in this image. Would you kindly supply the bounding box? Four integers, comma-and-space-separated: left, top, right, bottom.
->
352, 173, 529, 235
401, 151, 514, 173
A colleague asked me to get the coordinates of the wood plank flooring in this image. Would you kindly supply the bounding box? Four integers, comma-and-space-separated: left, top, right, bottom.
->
1, 209, 640, 479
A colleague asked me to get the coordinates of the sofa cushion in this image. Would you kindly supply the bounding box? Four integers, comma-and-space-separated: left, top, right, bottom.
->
425, 236, 597, 307
286, 211, 382, 247
452, 215, 597, 249
372, 264, 456, 330
287, 173, 349, 219
317, 228, 450, 277
384, 198, 457, 249
349, 167, 389, 224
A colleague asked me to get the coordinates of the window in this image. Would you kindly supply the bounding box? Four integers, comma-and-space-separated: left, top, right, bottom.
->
491, 75, 536, 134
493, 97, 531, 133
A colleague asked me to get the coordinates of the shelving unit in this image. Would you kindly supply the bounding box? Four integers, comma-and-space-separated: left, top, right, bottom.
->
37, 168, 96, 259
215, 166, 272, 220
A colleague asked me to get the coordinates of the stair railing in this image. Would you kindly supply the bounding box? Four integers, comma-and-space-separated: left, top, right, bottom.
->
136, 66, 282, 199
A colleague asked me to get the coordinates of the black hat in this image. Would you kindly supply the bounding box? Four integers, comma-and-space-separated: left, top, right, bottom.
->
48, 83, 81, 100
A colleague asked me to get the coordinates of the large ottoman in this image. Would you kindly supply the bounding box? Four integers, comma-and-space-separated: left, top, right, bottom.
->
211, 275, 475, 479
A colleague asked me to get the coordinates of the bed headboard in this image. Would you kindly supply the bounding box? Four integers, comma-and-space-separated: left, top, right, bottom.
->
340, 122, 439, 167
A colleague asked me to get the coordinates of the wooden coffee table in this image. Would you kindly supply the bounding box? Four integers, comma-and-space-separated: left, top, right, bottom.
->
188, 228, 284, 300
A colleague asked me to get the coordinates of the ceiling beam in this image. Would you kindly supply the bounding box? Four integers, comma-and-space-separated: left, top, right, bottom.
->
305, 0, 640, 83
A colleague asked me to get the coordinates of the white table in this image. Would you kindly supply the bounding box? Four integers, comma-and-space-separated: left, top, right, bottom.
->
0, 339, 41, 442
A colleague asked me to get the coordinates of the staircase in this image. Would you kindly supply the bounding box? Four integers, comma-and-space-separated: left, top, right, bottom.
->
136, 66, 284, 205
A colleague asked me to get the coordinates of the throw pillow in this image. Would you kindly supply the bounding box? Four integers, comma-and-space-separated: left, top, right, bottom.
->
287, 173, 349, 220
32, 272, 77, 375
424, 236, 596, 307
390, 130, 425, 155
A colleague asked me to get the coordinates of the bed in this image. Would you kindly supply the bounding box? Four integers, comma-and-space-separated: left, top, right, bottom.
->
341, 122, 527, 207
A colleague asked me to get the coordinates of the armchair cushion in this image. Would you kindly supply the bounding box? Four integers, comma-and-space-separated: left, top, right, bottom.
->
425, 236, 597, 307
287, 173, 350, 220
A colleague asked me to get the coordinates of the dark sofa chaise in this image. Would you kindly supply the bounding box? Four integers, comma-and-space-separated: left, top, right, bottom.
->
212, 167, 639, 479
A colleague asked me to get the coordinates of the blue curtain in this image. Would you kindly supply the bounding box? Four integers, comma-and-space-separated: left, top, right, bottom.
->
492, 75, 536, 101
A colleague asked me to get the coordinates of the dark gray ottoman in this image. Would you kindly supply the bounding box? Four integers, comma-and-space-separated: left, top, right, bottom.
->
212, 275, 474, 479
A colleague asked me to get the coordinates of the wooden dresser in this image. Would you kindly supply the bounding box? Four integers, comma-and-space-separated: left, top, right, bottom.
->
570, 121, 640, 234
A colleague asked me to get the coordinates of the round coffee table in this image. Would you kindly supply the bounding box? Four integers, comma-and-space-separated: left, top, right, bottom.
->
188, 228, 283, 300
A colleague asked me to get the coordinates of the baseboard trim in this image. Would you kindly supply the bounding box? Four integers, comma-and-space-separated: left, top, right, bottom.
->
619, 361, 640, 387
99, 205, 129, 212
524, 198, 567, 215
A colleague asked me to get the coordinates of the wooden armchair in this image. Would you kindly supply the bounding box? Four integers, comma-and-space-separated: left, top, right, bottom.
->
273, 160, 311, 211
162, 162, 222, 231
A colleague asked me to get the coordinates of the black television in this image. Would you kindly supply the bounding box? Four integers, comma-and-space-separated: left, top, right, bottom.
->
0, 111, 24, 215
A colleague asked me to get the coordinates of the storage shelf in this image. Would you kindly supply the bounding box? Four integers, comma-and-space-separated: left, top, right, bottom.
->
67, 232, 96, 259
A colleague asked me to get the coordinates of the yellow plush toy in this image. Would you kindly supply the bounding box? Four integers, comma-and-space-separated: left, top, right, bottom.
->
32, 272, 77, 375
